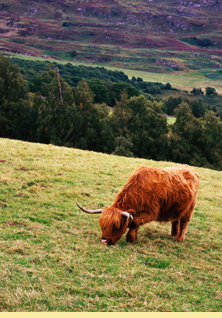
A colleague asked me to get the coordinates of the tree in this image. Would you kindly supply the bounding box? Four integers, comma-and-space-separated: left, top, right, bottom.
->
101, 92, 132, 154
69, 50, 77, 58
126, 95, 168, 159
167, 102, 205, 167
165, 96, 184, 115
34, 68, 78, 146
106, 81, 140, 106
0, 54, 31, 139
88, 78, 110, 105
190, 99, 206, 118
112, 136, 133, 157
72, 79, 107, 151
29, 72, 52, 94
199, 111, 222, 170
190, 88, 204, 96
206, 87, 217, 96
165, 82, 172, 90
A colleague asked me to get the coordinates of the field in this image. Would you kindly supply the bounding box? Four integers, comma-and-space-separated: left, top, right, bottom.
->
0, 138, 221, 312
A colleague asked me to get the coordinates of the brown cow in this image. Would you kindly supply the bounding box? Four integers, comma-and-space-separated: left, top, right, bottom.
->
76, 164, 199, 245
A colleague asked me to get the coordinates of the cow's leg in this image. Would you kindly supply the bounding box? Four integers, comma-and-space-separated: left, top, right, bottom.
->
176, 217, 189, 242
126, 222, 139, 243
176, 201, 195, 242
126, 212, 156, 243
171, 220, 179, 237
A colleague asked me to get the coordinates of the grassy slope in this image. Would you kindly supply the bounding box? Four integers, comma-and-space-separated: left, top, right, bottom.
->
1, 0, 222, 80
0, 138, 221, 312
2, 0, 222, 96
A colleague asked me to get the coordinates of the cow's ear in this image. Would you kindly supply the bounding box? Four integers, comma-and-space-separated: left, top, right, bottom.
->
126, 209, 136, 221
128, 209, 136, 216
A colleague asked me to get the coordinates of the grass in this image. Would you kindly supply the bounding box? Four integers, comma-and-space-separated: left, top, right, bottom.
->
0, 138, 222, 311
166, 116, 176, 125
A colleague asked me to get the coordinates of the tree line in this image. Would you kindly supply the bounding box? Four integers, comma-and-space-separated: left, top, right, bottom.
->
1, 54, 222, 170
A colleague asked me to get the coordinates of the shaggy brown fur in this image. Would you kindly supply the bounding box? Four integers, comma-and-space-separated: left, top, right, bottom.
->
98, 165, 199, 245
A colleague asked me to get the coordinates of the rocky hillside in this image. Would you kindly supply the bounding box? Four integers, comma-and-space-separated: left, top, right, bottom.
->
1, 0, 222, 72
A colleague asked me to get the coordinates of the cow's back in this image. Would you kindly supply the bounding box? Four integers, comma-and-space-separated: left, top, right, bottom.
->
113, 165, 199, 219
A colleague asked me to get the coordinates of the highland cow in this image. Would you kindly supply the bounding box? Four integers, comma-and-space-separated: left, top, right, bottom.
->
77, 165, 199, 245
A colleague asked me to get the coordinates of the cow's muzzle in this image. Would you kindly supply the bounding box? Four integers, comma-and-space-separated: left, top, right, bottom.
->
101, 238, 114, 245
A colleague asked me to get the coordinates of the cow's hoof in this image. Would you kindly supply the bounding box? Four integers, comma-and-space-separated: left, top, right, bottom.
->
126, 239, 135, 244
126, 234, 137, 243
175, 236, 185, 242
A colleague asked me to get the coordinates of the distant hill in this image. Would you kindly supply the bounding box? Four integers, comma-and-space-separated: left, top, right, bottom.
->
1, 0, 222, 73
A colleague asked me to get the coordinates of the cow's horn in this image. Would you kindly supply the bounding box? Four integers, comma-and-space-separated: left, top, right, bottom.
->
76, 203, 103, 214
121, 211, 133, 221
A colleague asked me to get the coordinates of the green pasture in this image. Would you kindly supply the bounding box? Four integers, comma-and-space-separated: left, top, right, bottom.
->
0, 138, 221, 311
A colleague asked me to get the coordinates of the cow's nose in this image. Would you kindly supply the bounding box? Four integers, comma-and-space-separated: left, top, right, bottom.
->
101, 239, 108, 245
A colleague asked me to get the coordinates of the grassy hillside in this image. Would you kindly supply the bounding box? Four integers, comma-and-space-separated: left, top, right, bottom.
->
1, 0, 222, 76
0, 138, 221, 311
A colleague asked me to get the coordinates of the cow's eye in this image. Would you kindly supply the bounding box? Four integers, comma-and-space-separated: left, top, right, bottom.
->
113, 224, 118, 231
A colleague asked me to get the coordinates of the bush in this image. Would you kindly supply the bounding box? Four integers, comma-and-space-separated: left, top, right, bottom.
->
190, 88, 204, 96
206, 87, 217, 96
165, 82, 172, 90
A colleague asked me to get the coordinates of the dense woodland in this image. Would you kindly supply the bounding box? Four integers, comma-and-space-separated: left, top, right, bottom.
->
1, 54, 222, 170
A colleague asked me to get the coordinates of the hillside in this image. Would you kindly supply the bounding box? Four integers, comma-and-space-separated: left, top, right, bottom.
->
0, 138, 221, 311
1, 0, 222, 76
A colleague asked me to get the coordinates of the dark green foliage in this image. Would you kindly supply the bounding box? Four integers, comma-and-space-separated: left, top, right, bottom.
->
165, 96, 184, 115
132, 78, 165, 96
112, 136, 134, 157
1, 54, 222, 171
10, 58, 130, 88
190, 99, 206, 118
10, 58, 169, 102
199, 111, 222, 169
33, 69, 78, 146
33, 74, 108, 151
88, 78, 110, 105
165, 96, 206, 118
72, 79, 108, 152
194, 37, 213, 48
166, 102, 222, 170
62, 22, 73, 28
126, 96, 168, 160
101, 93, 168, 160
181, 37, 214, 48
29, 73, 53, 94
165, 83, 172, 90
0, 54, 31, 139
168, 102, 205, 166
69, 50, 77, 58
106, 81, 140, 106
101, 92, 132, 153
191, 88, 204, 96
206, 86, 217, 96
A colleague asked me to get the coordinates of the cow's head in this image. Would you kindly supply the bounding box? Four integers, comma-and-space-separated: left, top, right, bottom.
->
76, 203, 133, 245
